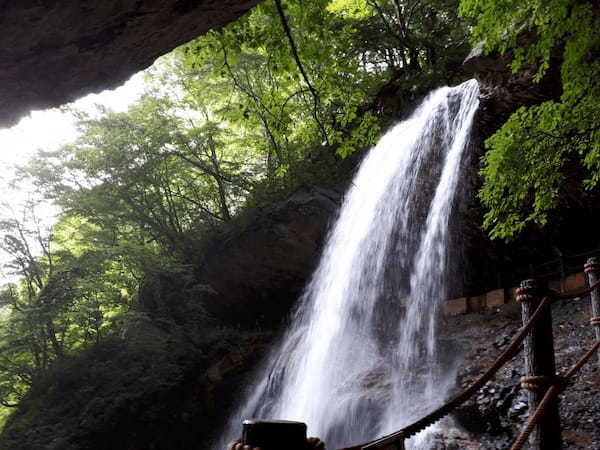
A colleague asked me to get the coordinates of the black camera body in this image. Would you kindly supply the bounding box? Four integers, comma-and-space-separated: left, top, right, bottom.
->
242, 419, 307, 450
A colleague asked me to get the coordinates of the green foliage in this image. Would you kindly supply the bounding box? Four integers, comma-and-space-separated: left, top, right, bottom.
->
0, 203, 135, 413
33, 94, 252, 246
178, 0, 468, 164
0, 0, 471, 429
460, 0, 600, 239
178, 1, 378, 165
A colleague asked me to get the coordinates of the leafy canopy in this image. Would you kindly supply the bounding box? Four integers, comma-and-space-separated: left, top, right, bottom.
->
460, 0, 600, 239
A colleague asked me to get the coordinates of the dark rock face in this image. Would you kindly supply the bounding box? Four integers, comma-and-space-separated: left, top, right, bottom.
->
457, 42, 568, 299
198, 186, 341, 329
0, 0, 257, 127
463, 41, 562, 139
135, 185, 342, 330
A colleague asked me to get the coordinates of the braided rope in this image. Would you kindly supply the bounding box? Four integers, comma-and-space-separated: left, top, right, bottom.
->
509, 384, 562, 450
509, 339, 600, 450
352, 296, 554, 450
591, 316, 600, 326
520, 375, 563, 392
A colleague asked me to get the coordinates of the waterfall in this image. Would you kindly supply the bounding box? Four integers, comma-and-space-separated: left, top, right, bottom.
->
219, 80, 479, 449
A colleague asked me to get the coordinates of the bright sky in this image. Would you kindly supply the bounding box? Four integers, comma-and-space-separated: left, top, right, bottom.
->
0, 71, 147, 283
0, 72, 145, 173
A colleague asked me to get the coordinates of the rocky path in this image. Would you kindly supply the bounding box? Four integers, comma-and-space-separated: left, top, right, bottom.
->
436, 295, 599, 449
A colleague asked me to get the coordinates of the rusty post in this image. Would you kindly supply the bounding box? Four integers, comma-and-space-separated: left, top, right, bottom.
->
584, 257, 600, 368
516, 279, 562, 450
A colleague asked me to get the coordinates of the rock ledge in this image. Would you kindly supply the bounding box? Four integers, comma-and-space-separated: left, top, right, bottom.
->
0, 0, 257, 127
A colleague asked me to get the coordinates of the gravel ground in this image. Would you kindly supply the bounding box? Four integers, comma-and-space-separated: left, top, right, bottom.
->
436, 295, 600, 449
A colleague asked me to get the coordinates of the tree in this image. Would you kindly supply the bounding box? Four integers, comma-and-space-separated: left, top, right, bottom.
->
0, 202, 64, 368
177, 0, 468, 160
460, 0, 600, 239
25, 93, 258, 258
0, 202, 131, 410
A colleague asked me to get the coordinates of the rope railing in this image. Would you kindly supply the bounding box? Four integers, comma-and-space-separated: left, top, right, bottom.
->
348, 296, 553, 450
555, 277, 600, 300
336, 260, 600, 450
237, 259, 600, 450
509, 339, 600, 450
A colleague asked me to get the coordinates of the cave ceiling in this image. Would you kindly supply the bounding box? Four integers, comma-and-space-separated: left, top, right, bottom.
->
0, 0, 258, 127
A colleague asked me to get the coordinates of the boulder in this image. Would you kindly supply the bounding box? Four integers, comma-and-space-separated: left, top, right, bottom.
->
198, 186, 341, 328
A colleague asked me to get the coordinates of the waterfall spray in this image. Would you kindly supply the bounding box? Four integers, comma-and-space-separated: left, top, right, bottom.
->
219, 80, 479, 449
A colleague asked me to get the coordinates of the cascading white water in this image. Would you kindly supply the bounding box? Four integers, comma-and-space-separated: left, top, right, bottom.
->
219, 80, 479, 449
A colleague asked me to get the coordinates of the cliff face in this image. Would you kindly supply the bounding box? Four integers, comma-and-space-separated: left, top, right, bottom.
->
0, 0, 257, 127
463, 41, 563, 139
197, 186, 341, 329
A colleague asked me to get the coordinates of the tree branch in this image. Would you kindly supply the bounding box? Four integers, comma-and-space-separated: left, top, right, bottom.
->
273, 0, 329, 145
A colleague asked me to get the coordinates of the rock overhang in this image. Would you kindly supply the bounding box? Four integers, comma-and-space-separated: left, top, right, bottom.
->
0, 0, 258, 128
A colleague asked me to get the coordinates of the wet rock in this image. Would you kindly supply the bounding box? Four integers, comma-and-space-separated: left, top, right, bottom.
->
429, 427, 484, 449
197, 185, 341, 328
